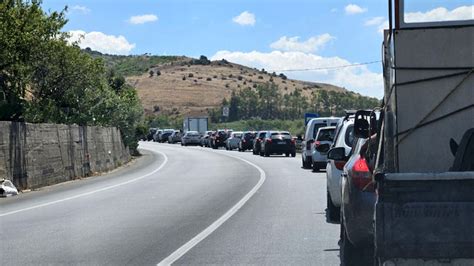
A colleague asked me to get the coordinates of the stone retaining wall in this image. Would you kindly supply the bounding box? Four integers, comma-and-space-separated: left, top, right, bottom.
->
0, 121, 130, 189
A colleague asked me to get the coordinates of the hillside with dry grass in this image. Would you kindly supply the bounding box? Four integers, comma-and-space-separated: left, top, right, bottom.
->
124, 58, 346, 117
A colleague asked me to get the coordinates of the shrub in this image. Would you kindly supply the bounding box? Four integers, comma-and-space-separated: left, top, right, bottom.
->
182, 76, 186, 80
237, 75, 243, 81
188, 73, 194, 77
279, 73, 287, 80
206, 77, 212, 81
258, 76, 263, 79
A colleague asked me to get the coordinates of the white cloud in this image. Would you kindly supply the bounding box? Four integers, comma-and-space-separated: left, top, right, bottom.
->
345, 4, 367, 15
68, 30, 136, 55
71, 5, 90, 14
365, 16, 385, 26
233, 11, 256, 26
270, 34, 334, 53
211, 50, 383, 98
128, 14, 158, 25
405, 5, 473, 22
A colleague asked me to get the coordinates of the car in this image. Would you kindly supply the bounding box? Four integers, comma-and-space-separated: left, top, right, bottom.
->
259, 131, 296, 157
338, 136, 377, 265
252, 131, 267, 155
301, 117, 341, 169
211, 130, 229, 149
311, 126, 336, 172
147, 128, 157, 141
159, 129, 174, 143
168, 130, 182, 144
325, 114, 355, 223
238, 131, 255, 152
153, 129, 163, 142
226, 131, 243, 150
200, 131, 213, 147
181, 131, 201, 146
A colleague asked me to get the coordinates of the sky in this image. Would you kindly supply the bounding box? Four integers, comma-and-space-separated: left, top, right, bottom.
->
42, 0, 473, 98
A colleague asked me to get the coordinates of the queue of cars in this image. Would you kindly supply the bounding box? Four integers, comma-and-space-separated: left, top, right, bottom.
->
299, 111, 380, 265
145, 128, 297, 157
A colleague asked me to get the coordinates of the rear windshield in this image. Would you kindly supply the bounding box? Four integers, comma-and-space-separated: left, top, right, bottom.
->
345, 125, 355, 147
316, 129, 335, 141
243, 133, 254, 139
271, 132, 292, 139
187, 132, 199, 136
312, 124, 327, 139
234, 134, 242, 138
258, 132, 266, 138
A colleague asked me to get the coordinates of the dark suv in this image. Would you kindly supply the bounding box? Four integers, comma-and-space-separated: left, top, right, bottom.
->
260, 131, 296, 157
239, 131, 255, 152
253, 131, 267, 155
211, 130, 229, 149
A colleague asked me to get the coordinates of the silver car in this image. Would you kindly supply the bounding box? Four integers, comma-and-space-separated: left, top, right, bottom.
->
311, 126, 336, 171
181, 131, 201, 146
226, 131, 243, 150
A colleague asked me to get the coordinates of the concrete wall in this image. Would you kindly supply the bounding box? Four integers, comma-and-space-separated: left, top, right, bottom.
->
0, 121, 130, 189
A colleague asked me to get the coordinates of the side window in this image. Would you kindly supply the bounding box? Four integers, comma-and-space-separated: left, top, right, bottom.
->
345, 124, 355, 148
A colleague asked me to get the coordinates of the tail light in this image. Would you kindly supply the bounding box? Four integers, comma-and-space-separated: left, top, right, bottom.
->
266, 138, 272, 143
291, 139, 296, 144
351, 156, 374, 192
335, 161, 346, 170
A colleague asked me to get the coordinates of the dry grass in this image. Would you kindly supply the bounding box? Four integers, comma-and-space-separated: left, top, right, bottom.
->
126, 61, 345, 116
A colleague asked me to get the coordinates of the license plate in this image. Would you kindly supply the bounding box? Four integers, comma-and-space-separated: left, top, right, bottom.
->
278, 141, 286, 144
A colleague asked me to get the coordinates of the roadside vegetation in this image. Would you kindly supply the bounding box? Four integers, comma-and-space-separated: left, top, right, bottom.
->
0, 0, 144, 154
208, 83, 380, 123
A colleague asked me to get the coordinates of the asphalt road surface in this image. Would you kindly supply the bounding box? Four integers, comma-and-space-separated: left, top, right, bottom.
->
0, 142, 340, 265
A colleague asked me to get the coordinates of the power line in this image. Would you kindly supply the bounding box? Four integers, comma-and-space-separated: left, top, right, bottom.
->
269, 60, 381, 72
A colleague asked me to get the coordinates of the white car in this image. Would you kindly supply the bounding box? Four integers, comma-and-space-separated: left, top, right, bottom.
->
301, 117, 341, 169
311, 126, 336, 172
325, 115, 354, 223
226, 131, 243, 150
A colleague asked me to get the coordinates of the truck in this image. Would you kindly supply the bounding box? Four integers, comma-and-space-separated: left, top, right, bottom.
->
183, 116, 208, 135
353, 1, 473, 265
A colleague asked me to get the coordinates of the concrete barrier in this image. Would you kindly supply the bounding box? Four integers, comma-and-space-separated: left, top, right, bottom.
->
0, 121, 130, 190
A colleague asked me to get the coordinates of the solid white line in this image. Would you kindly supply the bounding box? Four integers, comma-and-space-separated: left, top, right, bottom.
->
157, 151, 266, 266
0, 150, 168, 217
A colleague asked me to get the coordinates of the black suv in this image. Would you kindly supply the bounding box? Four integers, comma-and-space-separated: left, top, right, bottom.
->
253, 131, 267, 155
260, 131, 296, 157
211, 130, 229, 149
239, 131, 255, 152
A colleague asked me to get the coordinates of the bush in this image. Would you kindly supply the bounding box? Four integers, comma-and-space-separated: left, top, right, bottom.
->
258, 76, 263, 79
237, 75, 243, 81
188, 73, 194, 78
206, 77, 212, 81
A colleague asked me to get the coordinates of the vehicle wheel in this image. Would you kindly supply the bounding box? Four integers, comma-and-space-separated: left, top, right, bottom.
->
291, 152, 296, 157
326, 192, 340, 223
312, 163, 320, 172
259, 151, 264, 156
181, 143, 183, 146
285, 153, 289, 157
340, 220, 374, 266
264, 149, 270, 157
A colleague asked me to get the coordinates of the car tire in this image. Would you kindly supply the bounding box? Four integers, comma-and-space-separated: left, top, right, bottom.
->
326, 192, 340, 223
285, 153, 289, 157
264, 148, 270, 157
291, 152, 296, 157
312, 163, 320, 172
340, 220, 374, 266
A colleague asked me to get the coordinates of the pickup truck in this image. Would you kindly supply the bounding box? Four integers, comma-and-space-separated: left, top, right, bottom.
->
355, 1, 474, 265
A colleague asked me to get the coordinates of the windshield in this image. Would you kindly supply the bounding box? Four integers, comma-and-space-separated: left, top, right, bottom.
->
317, 129, 335, 141
312, 124, 327, 139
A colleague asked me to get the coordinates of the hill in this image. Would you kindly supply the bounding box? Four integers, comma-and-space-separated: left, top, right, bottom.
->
85, 50, 377, 119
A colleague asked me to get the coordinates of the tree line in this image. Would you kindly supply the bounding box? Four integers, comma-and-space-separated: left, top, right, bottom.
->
0, 0, 144, 153
209, 83, 380, 122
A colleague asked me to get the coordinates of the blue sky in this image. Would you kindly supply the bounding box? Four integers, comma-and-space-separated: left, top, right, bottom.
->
43, 0, 473, 98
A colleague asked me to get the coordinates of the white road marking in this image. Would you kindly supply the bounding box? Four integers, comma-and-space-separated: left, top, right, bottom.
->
157, 150, 266, 266
0, 150, 168, 217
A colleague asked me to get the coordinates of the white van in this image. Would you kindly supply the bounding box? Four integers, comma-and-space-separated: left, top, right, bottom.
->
301, 117, 341, 169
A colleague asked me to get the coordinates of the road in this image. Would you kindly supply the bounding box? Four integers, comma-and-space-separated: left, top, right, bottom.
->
0, 142, 340, 265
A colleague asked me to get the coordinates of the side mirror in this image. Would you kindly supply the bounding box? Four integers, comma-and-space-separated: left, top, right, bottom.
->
316, 143, 330, 153
354, 110, 371, 139
327, 147, 346, 161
